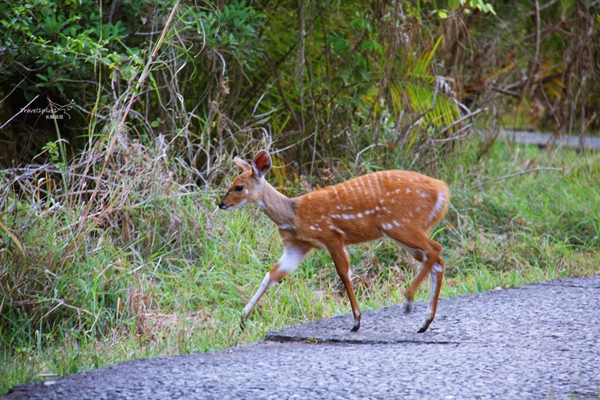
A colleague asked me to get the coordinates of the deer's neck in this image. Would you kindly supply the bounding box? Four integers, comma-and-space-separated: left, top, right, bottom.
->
258, 181, 297, 227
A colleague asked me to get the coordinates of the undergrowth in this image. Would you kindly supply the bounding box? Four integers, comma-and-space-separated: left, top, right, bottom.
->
1, 139, 599, 394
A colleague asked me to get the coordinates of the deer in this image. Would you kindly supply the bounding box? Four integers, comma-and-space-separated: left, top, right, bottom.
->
218, 150, 450, 333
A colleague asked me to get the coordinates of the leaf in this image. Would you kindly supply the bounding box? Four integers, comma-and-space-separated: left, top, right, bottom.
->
0, 220, 25, 256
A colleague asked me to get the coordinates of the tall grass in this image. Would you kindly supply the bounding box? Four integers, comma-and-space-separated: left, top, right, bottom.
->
1, 137, 599, 394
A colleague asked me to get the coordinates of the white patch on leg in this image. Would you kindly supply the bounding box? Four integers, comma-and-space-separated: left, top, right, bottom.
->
243, 247, 307, 317
426, 262, 444, 317
278, 246, 307, 274
243, 271, 271, 317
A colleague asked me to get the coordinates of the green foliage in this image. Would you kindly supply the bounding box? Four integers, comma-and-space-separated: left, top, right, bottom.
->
1, 0, 129, 98
1, 0, 477, 172
434, 0, 496, 19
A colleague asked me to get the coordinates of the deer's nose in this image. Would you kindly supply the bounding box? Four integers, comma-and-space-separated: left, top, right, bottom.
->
218, 200, 227, 209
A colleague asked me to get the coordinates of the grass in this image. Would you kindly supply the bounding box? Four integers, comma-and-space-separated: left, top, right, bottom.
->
1, 139, 599, 395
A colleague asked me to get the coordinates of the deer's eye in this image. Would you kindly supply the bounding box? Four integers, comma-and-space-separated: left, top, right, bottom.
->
235, 185, 244, 192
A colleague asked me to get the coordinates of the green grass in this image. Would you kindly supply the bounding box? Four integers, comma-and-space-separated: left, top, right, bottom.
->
1, 140, 599, 395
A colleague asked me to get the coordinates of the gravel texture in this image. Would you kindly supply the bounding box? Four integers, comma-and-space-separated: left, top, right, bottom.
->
4, 275, 600, 399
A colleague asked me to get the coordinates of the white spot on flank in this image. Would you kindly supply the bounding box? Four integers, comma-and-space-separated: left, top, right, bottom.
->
416, 206, 421, 212
393, 220, 401, 227
357, 213, 363, 218
406, 188, 411, 194
365, 210, 371, 215
337, 205, 341, 210
375, 206, 380, 211
379, 199, 384, 204
310, 225, 316, 230
395, 189, 401, 194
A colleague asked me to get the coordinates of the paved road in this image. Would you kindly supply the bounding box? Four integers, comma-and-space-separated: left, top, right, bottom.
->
4, 275, 600, 399
480, 128, 600, 150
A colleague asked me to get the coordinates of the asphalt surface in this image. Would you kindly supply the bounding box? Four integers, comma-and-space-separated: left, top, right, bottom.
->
4, 275, 600, 399
480, 129, 600, 150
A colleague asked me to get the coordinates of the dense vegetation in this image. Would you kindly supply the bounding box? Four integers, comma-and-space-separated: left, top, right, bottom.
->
1, 0, 599, 394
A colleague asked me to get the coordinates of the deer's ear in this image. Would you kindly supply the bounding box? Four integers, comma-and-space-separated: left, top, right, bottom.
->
251, 150, 272, 179
234, 156, 252, 171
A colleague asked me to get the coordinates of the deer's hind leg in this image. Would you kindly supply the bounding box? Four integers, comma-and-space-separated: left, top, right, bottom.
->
385, 230, 445, 333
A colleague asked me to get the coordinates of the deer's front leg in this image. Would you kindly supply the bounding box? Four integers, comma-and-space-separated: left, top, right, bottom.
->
241, 245, 309, 324
327, 244, 361, 332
